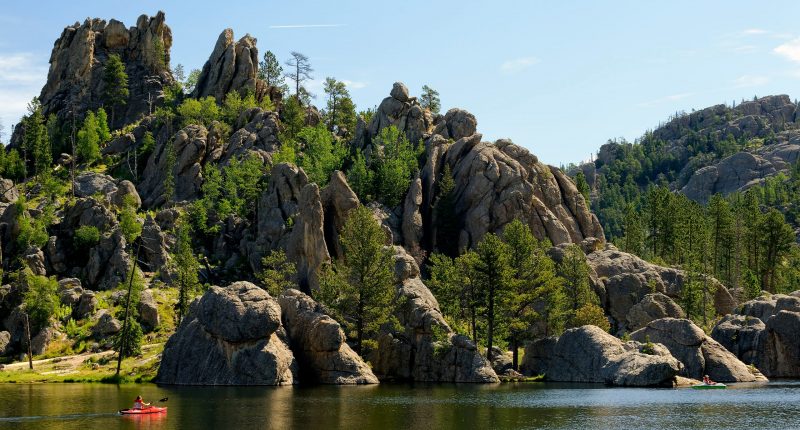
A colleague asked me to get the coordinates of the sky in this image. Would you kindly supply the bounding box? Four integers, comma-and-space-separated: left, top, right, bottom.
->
1, 0, 799, 166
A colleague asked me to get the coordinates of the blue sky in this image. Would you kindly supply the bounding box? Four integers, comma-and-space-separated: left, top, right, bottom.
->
1, 0, 799, 165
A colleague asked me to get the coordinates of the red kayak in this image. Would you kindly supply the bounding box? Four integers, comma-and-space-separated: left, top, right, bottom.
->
119, 406, 167, 415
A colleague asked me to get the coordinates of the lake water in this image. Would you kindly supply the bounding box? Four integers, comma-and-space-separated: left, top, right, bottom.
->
1, 381, 799, 429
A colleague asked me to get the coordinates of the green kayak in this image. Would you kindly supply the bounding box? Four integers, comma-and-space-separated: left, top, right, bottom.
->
692, 383, 727, 390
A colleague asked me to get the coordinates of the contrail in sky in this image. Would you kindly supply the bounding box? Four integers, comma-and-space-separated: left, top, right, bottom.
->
269, 24, 346, 29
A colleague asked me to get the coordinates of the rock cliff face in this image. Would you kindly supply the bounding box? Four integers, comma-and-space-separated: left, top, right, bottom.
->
157, 281, 298, 385
631, 318, 765, 382
38, 11, 173, 128
586, 245, 735, 332
521, 325, 682, 386
192, 29, 267, 102
711, 293, 800, 378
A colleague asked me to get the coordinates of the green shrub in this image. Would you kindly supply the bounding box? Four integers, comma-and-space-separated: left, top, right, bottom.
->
74, 225, 101, 249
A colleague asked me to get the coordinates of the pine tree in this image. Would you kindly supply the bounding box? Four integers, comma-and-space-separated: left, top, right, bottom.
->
284, 52, 313, 103
172, 220, 201, 325
433, 164, 459, 256
323, 77, 355, 134
76, 111, 100, 164
474, 233, 512, 360
259, 50, 284, 88
103, 54, 129, 126
23, 98, 51, 176
758, 209, 795, 292
575, 171, 590, 202
257, 249, 297, 297
420, 85, 441, 115
317, 206, 396, 354
96, 108, 111, 143
559, 244, 597, 326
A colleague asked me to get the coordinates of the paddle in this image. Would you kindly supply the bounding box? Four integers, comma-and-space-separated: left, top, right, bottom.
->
158, 397, 168, 403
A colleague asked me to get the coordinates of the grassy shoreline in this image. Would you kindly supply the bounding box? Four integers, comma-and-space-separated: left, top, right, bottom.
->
0, 343, 163, 384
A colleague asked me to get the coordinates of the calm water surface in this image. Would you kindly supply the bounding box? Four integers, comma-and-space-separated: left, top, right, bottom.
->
1, 381, 799, 429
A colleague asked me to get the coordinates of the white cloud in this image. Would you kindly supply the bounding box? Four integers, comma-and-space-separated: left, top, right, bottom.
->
268, 24, 346, 29
637, 93, 693, 107
342, 80, 367, 90
732, 74, 769, 88
729, 44, 757, 54
742, 28, 768, 36
0, 52, 48, 140
775, 37, 800, 63
500, 56, 539, 74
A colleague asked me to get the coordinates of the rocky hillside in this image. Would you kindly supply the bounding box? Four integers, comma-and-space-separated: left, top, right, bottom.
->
2, 11, 797, 388
576, 95, 800, 239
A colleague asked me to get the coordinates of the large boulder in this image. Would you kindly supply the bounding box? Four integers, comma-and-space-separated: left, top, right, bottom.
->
192, 29, 266, 101
0, 330, 10, 355
93, 310, 121, 337
711, 294, 800, 378
631, 318, 764, 382
140, 215, 171, 277
520, 325, 682, 386
0, 179, 18, 204
138, 289, 160, 331
370, 247, 498, 383
36, 12, 173, 129
626, 293, 686, 332
278, 289, 378, 384
587, 246, 734, 331
157, 281, 298, 385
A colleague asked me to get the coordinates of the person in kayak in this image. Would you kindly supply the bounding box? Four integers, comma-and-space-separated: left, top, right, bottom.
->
133, 396, 151, 410
702, 375, 717, 385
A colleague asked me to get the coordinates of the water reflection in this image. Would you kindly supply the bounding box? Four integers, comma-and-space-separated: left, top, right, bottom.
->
0, 381, 798, 430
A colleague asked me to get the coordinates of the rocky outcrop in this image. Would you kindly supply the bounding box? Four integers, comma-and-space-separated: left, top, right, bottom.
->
0, 179, 18, 204
631, 318, 764, 382
626, 293, 686, 332
139, 123, 223, 207
587, 245, 734, 331
370, 247, 498, 382
278, 289, 378, 384
401, 176, 424, 253
320, 171, 359, 259
93, 310, 121, 337
0, 330, 10, 356
520, 325, 682, 386
711, 293, 800, 378
141, 215, 171, 277
38, 12, 173, 128
246, 163, 330, 291
138, 289, 160, 331
157, 281, 298, 385
192, 29, 266, 102
444, 135, 604, 250
218, 108, 281, 164
681, 134, 800, 204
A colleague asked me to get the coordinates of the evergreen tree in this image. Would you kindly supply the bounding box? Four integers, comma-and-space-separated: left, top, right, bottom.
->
473, 233, 512, 360
501, 220, 561, 369
23, 98, 50, 176
758, 209, 795, 292
259, 50, 284, 88
172, 219, 201, 325
257, 249, 297, 297
559, 244, 597, 325
162, 139, 176, 205
420, 85, 441, 115
575, 171, 590, 202
323, 77, 355, 134
317, 206, 396, 354
346, 151, 373, 202
297, 124, 346, 185
284, 52, 313, 103
96, 108, 111, 143
707, 194, 733, 282
280, 95, 305, 140
621, 203, 645, 256
76, 111, 100, 164
433, 164, 459, 256
103, 54, 129, 126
